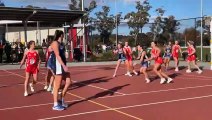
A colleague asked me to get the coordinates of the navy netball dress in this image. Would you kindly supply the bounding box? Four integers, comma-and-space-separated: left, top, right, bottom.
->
47, 42, 66, 75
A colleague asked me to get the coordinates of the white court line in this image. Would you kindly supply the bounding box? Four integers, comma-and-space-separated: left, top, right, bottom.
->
40, 72, 126, 95
0, 74, 16, 77
98, 84, 212, 99
38, 94, 212, 120
0, 99, 80, 111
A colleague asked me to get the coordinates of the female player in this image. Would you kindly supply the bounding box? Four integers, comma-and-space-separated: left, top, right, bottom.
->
172, 41, 182, 71
44, 45, 54, 92
137, 44, 150, 83
146, 41, 173, 84
48, 30, 72, 111
163, 42, 172, 71
113, 43, 127, 77
123, 41, 138, 76
185, 41, 202, 74
20, 41, 41, 96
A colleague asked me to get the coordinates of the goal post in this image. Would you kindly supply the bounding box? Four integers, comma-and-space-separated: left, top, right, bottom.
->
210, 17, 212, 70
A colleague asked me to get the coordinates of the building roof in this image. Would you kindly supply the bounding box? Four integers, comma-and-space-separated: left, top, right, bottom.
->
0, 7, 85, 23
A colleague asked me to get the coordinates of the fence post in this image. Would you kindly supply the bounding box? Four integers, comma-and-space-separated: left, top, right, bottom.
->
210, 17, 212, 70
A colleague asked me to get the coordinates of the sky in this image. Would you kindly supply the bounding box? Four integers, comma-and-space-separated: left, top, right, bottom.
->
2, 0, 212, 19
2, 0, 212, 34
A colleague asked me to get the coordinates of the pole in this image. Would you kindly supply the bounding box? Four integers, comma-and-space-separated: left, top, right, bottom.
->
23, 21, 27, 46
82, 0, 86, 62
200, 0, 203, 61
115, 0, 118, 46
210, 17, 212, 70
5, 24, 8, 41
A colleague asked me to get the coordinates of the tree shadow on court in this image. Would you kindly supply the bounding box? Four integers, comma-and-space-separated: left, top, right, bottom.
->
0, 83, 23, 88
97, 67, 115, 70
149, 73, 181, 82
68, 84, 130, 107
168, 66, 186, 71
70, 77, 112, 90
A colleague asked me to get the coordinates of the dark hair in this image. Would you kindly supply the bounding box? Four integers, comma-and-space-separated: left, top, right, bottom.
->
152, 41, 157, 45
27, 40, 35, 49
53, 30, 64, 41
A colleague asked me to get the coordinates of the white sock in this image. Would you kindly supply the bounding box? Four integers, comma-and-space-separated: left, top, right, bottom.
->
61, 98, 64, 103
54, 102, 58, 106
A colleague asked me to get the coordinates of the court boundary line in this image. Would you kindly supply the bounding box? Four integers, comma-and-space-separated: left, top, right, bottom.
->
3, 70, 143, 120
0, 99, 80, 111
40, 72, 126, 95
97, 84, 212, 99
38, 94, 212, 120
1, 84, 212, 111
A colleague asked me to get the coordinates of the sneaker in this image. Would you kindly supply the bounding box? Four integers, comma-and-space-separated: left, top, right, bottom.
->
24, 92, 28, 97
167, 78, 173, 83
44, 86, 48, 90
160, 78, 166, 84
145, 78, 151, 83
29, 83, 35, 92
47, 86, 53, 92
186, 69, 191, 73
197, 70, 203, 74
52, 105, 65, 111
175, 68, 179, 72
134, 72, 138, 76
113, 74, 116, 78
61, 102, 68, 108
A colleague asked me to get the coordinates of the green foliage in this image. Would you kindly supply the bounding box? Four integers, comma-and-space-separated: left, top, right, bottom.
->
90, 51, 117, 62
124, 0, 152, 45
0, 0, 5, 7
183, 27, 200, 45
93, 6, 121, 44
150, 7, 165, 41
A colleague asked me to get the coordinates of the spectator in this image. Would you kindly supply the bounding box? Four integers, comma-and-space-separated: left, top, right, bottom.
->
42, 39, 47, 47
4, 41, 11, 63
0, 40, 4, 63
42, 39, 48, 56
15, 41, 24, 62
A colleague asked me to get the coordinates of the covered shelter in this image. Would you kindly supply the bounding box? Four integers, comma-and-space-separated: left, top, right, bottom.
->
0, 7, 85, 44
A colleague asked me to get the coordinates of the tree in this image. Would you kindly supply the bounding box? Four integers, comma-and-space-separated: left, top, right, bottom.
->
93, 6, 121, 44
183, 27, 200, 45
162, 15, 180, 41
0, 0, 5, 7
150, 7, 165, 41
124, 0, 151, 45
69, 0, 79, 10
25, 5, 42, 9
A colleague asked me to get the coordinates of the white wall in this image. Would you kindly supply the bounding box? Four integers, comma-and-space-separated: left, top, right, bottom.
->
6, 27, 64, 44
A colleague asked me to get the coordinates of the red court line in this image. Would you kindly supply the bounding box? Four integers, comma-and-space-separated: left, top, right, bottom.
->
3, 70, 143, 120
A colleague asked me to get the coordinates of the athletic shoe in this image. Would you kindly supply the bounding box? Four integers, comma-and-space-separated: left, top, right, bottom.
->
160, 78, 166, 84
29, 83, 35, 92
47, 86, 53, 92
197, 70, 203, 74
167, 78, 173, 83
24, 92, 28, 97
44, 86, 48, 90
134, 71, 138, 76
145, 78, 151, 83
52, 105, 65, 111
113, 74, 116, 78
61, 102, 68, 108
175, 68, 179, 72
186, 69, 191, 73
